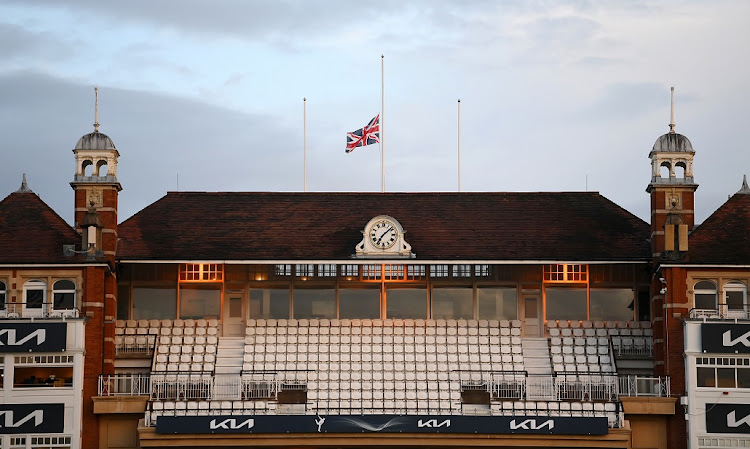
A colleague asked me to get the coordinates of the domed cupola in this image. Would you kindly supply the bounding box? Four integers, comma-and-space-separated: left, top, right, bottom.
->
647, 87, 696, 187
647, 87, 699, 261
70, 87, 121, 264
72, 87, 121, 186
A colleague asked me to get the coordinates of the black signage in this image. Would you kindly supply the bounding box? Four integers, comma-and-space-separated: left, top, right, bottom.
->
706, 403, 750, 434
156, 414, 608, 436
0, 403, 65, 434
0, 323, 67, 353
702, 324, 750, 354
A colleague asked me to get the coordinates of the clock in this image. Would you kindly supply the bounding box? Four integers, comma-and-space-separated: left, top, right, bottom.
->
368, 218, 398, 249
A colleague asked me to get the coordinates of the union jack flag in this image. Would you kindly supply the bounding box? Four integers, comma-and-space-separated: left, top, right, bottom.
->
346, 114, 380, 153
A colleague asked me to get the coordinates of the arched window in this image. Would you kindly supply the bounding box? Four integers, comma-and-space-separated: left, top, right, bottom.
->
694, 281, 717, 310
23, 279, 47, 317
0, 281, 6, 311
53, 280, 76, 310
724, 281, 748, 317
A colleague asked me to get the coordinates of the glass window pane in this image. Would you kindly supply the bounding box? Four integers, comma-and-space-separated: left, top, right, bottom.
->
478, 288, 517, 320
339, 289, 380, 319
432, 288, 473, 319
386, 289, 427, 319
726, 291, 745, 310
737, 368, 750, 389
590, 289, 634, 321
294, 289, 335, 319
717, 368, 736, 388
250, 289, 289, 319
132, 287, 176, 320
26, 289, 44, 309
117, 285, 131, 320
53, 292, 75, 310
695, 293, 717, 309
53, 280, 75, 290
545, 288, 587, 321
696, 367, 715, 387
179, 284, 221, 319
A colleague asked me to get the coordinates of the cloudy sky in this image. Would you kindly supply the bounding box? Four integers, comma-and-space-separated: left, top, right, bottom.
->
1, 0, 749, 226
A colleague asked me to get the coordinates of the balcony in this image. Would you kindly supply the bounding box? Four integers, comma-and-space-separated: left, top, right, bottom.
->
690, 307, 750, 321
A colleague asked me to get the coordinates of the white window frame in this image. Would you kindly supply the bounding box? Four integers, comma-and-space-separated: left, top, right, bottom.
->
52, 279, 77, 312
723, 281, 748, 318
23, 279, 47, 318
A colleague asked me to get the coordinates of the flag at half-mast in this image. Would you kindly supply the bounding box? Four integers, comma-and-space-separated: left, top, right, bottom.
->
346, 114, 380, 153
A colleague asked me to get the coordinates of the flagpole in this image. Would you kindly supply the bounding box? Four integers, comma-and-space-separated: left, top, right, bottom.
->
303, 97, 307, 192
381, 54, 385, 193
458, 98, 461, 192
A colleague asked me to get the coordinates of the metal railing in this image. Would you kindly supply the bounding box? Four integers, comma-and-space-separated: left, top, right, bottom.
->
99, 374, 151, 396
0, 302, 80, 319
554, 373, 618, 401
610, 335, 654, 358
690, 306, 750, 320
617, 375, 670, 397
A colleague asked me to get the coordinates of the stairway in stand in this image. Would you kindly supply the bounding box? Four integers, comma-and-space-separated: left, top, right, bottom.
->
522, 338, 555, 400
213, 337, 244, 399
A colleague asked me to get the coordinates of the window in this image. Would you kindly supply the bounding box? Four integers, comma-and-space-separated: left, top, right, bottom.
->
132, 287, 176, 320
295, 264, 315, 277
475, 265, 492, 278
14, 355, 74, 388
406, 265, 426, 280
590, 288, 634, 321
179, 284, 221, 319
180, 263, 223, 281
384, 264, 405, 280
386, 288, 427, 319
0, 280, 5, 310
340, 265, 359, 277
293, 288, 335, 319
274, 264, 292, 277
478, 287, 517, 320
52, 280, 76, 310
694, 281, 718, 310
250, 288, 289, 319
430, 265, 449, 278
339, 289, 380, 319
696, 357, 750, 388
544, 264, 588, 282
23, 279, 46, 317
432, 287, 473, 319
545, 287, 587, 321
452, 265, 472, 278
724, 281, 748, 316
361, 264, 381, 280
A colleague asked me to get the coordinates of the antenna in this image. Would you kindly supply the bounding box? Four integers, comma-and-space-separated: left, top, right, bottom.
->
94, 86, 100, 133
669, 86, 675, 134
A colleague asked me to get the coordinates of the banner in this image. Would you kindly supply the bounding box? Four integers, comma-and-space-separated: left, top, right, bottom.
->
157, 414, 608, 436
0, 323, 67, 353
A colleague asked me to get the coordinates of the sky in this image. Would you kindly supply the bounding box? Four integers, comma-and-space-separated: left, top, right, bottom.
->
1, 0, 749, 226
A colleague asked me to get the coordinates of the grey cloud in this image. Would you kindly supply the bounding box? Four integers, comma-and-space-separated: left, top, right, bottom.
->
0, 71, 298, 224
0, 22, 74, 61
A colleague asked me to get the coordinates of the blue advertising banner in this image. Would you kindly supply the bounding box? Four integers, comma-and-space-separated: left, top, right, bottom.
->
156, 414, 609, 436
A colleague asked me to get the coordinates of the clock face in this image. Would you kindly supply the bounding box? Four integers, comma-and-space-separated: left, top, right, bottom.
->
369, 219, 398, 249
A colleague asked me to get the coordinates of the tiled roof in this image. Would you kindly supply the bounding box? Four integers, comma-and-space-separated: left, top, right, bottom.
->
687, 194, 750, 265
117, 192, 650, 262
0, 192, 86, 264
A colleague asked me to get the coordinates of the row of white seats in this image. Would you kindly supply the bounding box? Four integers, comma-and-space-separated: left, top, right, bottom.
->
248, 318, 522, 328
244, 335, 520, 346
246, 326, 520, 337
118, 318, 219, 328
549, 327, 653, 337
547, 320, 650, 329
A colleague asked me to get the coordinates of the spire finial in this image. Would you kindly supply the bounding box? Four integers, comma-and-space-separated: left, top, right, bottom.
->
738, 174, 750, 194
16, 173, 32, 193
94, 86, 100, 133
669, 86, 675, 134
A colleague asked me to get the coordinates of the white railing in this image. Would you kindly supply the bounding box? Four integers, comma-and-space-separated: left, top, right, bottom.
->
99, 374, 151, 396
618, 375, 670, 397
555, 374, 618, 401
611, 336, 653, 358
690, 307, 750, 320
